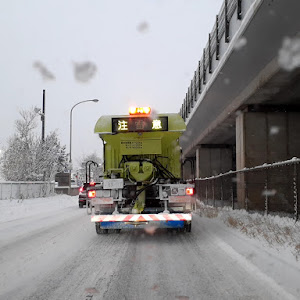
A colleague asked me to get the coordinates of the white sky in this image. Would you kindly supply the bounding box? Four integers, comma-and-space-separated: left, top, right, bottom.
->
0, 0, 223, 167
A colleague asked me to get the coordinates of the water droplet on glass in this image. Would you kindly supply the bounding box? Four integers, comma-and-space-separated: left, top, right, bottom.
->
234, 36, 247, 51
270, 126, 280, 135
278, 36, 300, 71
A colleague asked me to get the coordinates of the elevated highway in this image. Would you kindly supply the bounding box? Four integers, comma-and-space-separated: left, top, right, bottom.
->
179, 0, 300, 182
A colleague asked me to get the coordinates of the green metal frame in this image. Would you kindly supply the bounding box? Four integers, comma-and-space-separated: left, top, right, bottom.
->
94, 113, 186, 180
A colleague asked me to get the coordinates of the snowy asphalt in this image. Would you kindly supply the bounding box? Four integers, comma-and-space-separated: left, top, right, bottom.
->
0, 200, 298, 300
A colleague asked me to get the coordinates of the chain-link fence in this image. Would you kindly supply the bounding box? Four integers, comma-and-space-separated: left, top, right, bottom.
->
193, 158, 299, 221
0, 182, 55, 200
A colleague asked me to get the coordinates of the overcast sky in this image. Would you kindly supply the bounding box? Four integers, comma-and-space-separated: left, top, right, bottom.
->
0, 0, 223, 167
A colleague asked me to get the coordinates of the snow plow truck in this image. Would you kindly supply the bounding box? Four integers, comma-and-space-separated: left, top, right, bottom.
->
88, 107, 194, 234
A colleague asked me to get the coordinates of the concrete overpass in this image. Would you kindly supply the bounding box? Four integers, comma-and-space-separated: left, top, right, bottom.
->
179, 0, 300, 183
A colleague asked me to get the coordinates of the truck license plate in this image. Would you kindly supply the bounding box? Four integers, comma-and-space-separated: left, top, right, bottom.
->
93, 197, 114, 205
103, 179, 124, 189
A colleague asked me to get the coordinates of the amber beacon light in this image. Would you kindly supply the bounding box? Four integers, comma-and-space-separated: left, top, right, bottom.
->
129, 107, 151, 115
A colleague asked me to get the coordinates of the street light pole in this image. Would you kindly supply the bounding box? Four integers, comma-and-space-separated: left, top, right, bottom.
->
42, 89, 45, 142
69, 99, 99, 194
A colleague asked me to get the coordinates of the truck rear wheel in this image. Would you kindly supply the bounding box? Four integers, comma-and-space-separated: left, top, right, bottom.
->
95, 223, 109, 234
79, 202, 83, 208
185, 222, 192, 232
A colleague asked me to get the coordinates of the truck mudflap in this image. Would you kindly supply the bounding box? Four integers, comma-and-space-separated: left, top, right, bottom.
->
91, 213, 192, 230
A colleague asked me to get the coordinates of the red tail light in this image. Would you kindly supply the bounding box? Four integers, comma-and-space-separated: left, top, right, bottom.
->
88, 190, 96, 198
186, 188, 194, 195
79, 187, 83, 193
89, 181, 96, 186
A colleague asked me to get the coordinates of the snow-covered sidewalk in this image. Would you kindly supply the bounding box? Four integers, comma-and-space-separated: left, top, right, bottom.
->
196, 201, 300, 260
0, 194, 79, 223
195, 201, 300, 299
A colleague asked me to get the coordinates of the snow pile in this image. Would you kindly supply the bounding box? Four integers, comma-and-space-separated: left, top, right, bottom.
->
196, 201, 300, 260
0, 195, 78, 223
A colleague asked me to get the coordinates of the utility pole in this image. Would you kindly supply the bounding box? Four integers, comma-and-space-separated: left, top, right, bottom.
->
42, 89, 45, 142
42, 90, 46, 181
34, 90, 46, 181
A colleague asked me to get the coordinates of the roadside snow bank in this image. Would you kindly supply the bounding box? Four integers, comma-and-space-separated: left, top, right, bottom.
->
0, 195, 78, 223
196, 200, 300, 260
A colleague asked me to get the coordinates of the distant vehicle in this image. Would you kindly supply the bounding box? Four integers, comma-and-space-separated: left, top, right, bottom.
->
71, 179, 77, 186
78, 182, 96, 208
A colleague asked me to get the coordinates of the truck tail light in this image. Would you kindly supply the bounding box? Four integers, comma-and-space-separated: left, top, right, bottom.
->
88, 190, 96, 198
79, 187, 83, 193
186, 188, 194, 195
89, 181, 96, 186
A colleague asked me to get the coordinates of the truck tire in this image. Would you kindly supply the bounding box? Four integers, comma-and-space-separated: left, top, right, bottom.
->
185, 222, 192, 232
95, 223, 103, 234
95, 223, 109, 234
79, 203, 83, 208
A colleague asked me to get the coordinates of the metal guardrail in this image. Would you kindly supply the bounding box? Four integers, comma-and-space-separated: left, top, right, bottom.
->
0, 181, 55, 200
191, 158, 300, 221
180, 0, 243, 121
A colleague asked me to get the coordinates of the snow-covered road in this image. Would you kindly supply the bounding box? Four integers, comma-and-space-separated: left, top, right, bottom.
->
0, 195, 299, 300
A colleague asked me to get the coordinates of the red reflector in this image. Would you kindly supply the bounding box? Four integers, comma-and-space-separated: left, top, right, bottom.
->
88, 190, 96, 198
186, 188, 194, 195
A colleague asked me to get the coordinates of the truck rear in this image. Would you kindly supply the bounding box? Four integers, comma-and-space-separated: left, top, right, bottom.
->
88, 107, 194, 234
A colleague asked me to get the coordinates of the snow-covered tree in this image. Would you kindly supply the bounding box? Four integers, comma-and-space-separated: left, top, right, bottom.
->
0, 108, 68, 181
79, 152, 102, 168
1, 109, 38, 181
34, 131, 68, 180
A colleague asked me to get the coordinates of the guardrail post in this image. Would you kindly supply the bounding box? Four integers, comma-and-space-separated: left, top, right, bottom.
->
198, 61, 202, 93
294, 164, 298, 221
245, 178, 248, 211
220, 177, 224, 207
190, 82, 194, 109
225, 0, 230, 43
194, 71, 197, 103
187, 88, 191, 114
205, 181, 208, 204
216, 15, 220, 60
212, 179, 215, 207
202, 49, 206, 84
183, 97, 186, 120
237, 0, 242, 20
231, 180, 234, 210
208, 34, 212, 73
265, 169, 269, 215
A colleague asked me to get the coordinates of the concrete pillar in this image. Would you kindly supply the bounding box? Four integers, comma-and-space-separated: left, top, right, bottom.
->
196, 146, 233, 178
235, 111, 300, 210
183, 145, 233, 181
196, 147, 201, 179
182, 157, 195, 180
